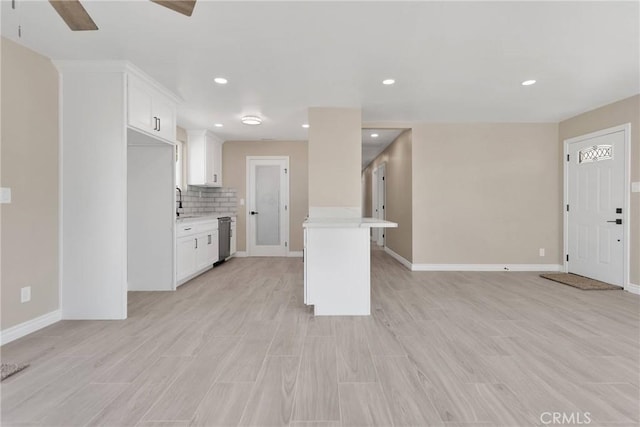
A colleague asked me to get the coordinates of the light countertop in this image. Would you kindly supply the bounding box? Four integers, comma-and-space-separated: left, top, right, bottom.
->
303, 217, 398, 229
176, 213, 236, 224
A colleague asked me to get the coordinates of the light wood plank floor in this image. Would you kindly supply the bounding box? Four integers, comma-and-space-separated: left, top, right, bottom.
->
1, 250, 639, 426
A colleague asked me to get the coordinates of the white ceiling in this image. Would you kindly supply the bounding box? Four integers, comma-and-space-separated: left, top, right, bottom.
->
2, 1, 638, 143
362, 129, 405, 169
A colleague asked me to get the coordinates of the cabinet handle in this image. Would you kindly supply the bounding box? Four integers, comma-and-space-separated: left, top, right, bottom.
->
184, 227, 192, 231
158, 117, 161, 132
214, 173, 217, 183
195, 238, 198, 249
208, 234, 212, 245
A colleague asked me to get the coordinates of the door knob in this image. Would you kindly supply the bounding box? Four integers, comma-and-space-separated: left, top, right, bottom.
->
250, 211, 259, 215
606, 219, 622, 224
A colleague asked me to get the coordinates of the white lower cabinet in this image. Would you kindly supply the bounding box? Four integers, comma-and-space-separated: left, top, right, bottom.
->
176, 221, 218, 285
196, 231, 218, 271
176, 235, 197, 282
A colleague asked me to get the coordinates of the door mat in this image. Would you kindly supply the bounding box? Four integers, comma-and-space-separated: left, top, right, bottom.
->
540, 273, 621, 290
1, 363, 29, 381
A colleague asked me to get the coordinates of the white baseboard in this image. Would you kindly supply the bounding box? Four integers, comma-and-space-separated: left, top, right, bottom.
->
411, 263, 563, 272
1, 310, 62, 346
625, 282, 640, 295
384, 247, 412, 270
234, 251, 301, 258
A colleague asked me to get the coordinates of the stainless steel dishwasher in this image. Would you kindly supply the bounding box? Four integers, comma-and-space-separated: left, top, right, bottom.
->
216, 216, 232, 264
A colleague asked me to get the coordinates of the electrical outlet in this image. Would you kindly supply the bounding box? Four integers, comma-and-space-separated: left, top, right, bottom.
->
21, 286, 31, 303
0, 187, 11, 204
539, 248, 545, 257
240, 198, 245, 206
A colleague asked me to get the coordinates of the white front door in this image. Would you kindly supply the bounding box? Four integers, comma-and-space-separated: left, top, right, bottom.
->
567, 128, 626, 286
247, 157, 289, 256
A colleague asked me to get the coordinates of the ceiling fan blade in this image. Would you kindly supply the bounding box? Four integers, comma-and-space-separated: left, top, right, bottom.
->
49, 0, 98, 31
151, 0, 196, 17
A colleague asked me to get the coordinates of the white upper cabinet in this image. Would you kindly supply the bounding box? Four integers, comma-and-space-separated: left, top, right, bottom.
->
187, 129, 223, 187
128, 74, 177, 142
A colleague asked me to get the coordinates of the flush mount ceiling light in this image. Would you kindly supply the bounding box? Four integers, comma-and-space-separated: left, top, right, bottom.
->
371, 133, 379, 138
302, 124, 310, 128
214, 77, 228, 85
241, 115, 262, 125
214, 123, 223, 128
521, 79, 536, 86
382, 79, 395, 85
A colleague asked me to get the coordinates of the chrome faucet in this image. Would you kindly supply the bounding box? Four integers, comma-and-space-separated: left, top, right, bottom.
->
176, 186, 183, 217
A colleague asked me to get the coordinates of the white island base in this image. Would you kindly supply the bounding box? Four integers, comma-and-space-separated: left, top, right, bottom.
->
303, 218, 398, 316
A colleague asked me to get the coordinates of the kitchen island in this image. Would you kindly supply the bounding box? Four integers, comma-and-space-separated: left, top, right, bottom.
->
303, 217, 398, 315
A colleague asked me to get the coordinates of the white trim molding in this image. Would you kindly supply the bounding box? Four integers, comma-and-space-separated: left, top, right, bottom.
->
384, 247, 412, 270
625, 283, 640, 295
411, 264, 563, 272
288, 251, 303, 258
1, 310, 62, 346
234, 251, 248, 258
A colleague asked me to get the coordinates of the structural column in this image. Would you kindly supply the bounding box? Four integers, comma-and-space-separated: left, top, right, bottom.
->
308, 107, 362, 218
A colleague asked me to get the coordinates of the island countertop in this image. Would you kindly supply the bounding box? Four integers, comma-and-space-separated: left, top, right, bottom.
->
303, 217, 398, 228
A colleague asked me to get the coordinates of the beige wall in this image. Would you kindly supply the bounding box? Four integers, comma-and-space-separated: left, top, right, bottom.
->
362, 130, 413, 262
559, 95, 640, 285
308, 108, 361, 211
411, 123, 561, 265
1, 38, 59, 329
363, 168, 372, 218
222, 141, 308, 252
176, 126, 187, 143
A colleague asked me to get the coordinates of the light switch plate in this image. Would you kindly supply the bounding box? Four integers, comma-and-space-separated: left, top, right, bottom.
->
21, 286, 31, 303
632, 182, 640, 193
0, 187, 11, 204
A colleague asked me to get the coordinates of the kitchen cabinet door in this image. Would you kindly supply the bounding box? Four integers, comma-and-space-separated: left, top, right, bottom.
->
205, 138, 222, 186
128, 77, 155, 134
206, 230, 219, 264
154, 95, 177, 142
128, 75, 177, 142
195, 233, 215, 270
188, 130, 223, 187
176, 235, 196, 282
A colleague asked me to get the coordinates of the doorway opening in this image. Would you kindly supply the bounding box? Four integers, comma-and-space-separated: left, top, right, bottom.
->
372, 163, 386, 246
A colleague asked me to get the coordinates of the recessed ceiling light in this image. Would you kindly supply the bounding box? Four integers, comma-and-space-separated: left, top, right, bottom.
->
302, 124, 310, 128
214, 123, 223, 128
521, 79, 536, 86
241, 115, 262, 125
371, 133, 379, 138
382, 79, 395, 85
214, 77, 228, 85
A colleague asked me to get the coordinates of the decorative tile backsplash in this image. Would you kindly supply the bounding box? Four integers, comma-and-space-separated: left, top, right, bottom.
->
176, 186, 237, 216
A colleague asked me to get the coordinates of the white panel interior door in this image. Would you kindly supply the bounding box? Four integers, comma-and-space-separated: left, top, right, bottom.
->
248, 157, 289, 256
567, 130, 625, 286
